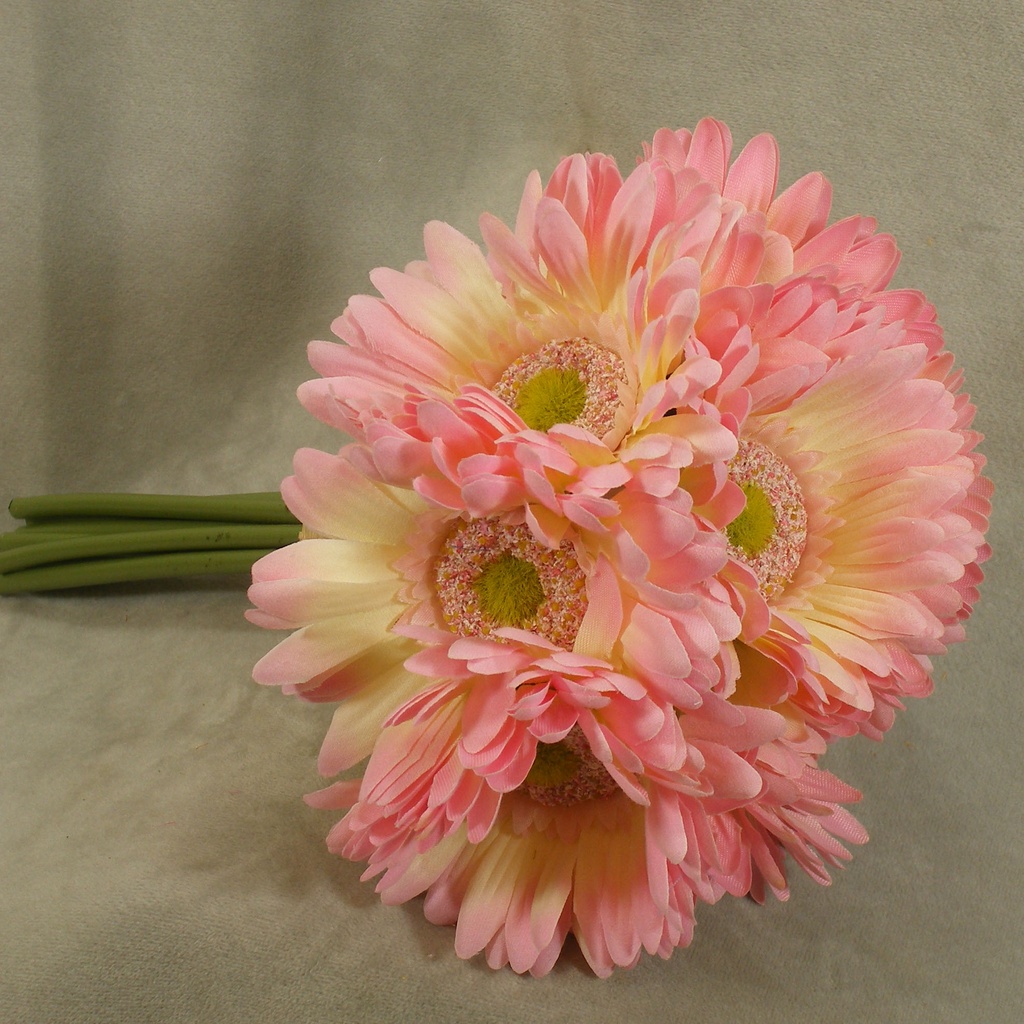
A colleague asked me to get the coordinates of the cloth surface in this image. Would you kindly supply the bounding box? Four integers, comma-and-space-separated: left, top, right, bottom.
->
2, 3, 1020, 1021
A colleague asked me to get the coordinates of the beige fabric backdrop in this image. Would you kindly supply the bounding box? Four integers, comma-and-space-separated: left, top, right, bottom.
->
2, 2, 1020, 1021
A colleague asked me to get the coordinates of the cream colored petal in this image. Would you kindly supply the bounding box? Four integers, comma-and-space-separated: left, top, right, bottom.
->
369, 222, 518, 376
318, 658, 431, 775
805, 584, 939, 641
252, 605, 399, 687
249, 576, 400, 626
252, 538, 399, 586
284, 447, 423, 544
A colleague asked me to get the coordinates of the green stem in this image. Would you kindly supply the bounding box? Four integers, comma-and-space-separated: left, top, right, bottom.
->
0, 530, 84, 550
0, 523, 301, 575
0, 550, 277, 595
2, 518, 281, 538
10, 492, 297, 524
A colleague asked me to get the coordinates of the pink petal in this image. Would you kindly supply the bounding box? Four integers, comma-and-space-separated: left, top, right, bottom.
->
724, 133, 780, 212
766, 170, 833, 247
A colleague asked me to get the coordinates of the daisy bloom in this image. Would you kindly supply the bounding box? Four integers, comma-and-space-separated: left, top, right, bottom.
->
248, 120, 990, 976
653, 156, 994, 740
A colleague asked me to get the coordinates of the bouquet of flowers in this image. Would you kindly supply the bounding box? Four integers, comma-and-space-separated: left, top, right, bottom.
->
2, 119, 991, 976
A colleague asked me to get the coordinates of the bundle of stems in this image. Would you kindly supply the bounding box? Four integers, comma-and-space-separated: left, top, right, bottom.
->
0, 493, 300, 595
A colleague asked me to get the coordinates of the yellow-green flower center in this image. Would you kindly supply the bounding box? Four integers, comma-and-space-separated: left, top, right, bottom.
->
519, 727, 620, 806
514, 367, 587, 431
434, 518, 587, 648
472, 553, 545, 628
725, 440, 808, 600
523, 739, 581, 789
726, 481, 777, 558
492, 337, 628, 439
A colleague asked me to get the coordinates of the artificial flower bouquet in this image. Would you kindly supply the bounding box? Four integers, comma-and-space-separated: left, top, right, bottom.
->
1, 119, 991, 976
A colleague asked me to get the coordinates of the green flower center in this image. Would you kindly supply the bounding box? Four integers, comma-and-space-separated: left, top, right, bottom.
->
519, 728, 620, 807
472, 553, 545, 628
434, 518, 587, 648
725, 481, 777, 558
725, 440, 808, 600
514, 367, 588, 431
523, 740, 581, 789
491, 337, 629, 439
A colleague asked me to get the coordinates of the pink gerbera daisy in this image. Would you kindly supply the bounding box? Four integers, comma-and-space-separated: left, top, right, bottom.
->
678, 235, 992, 741
296, 121, 769, 531
248, 440, 742, 786
306, 683, 865, 977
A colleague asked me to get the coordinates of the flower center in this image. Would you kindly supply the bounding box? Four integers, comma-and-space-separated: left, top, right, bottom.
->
434, 518, 587, 648
472, 553, 544, 628
726, 481, 776, 558
725, 440, 807, 600
493, 337, 627, 438
513, 367, 587, 431
520, 727, 619, 806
